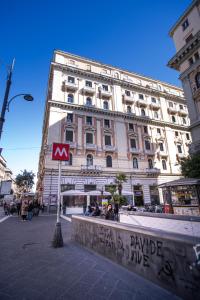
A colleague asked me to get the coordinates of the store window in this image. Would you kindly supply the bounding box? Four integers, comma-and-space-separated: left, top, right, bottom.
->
133, 185, 144, 206
106, 156, 112, 167
149, 186, 160, 205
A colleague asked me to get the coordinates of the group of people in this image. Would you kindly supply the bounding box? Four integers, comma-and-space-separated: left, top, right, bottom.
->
84, 203, 119, 221
3, 200, 42, 221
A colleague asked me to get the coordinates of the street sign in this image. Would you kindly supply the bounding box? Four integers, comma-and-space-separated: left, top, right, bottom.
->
52, 143, 70, 161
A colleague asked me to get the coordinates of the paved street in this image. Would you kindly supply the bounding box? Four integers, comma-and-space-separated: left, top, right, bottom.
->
0, 215, 181, 300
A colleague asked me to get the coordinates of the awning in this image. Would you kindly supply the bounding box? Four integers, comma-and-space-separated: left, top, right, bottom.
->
86, 190, 111, 196
61, 190, 87, 196
159, 178, 200, 188
116, 190, 133, 195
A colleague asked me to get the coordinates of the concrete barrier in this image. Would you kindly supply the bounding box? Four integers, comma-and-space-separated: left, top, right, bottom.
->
72, 215, 200, 300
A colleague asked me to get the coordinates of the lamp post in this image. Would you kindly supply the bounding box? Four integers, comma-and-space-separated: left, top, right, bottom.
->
0, 59, 34, 140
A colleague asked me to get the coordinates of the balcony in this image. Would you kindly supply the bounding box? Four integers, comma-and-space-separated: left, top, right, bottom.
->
85, 143, 97, 150
81, 165, 102, 174
137, 99, 147, 107
130, 148, 141, 154
123, 94, 134, 103
67, 141, 77, 149
103, 145, 116, 152
149, 102, 160, 110
176, 152, 185, 159
168, 107, 177, 114
158, 151, 168, 158
63, 81, 78, 91
144, 149, 155, 156
178, 109, 188, 117
146, 168, 161, 175
100, 89, 112, 98
82, 86, 95, 95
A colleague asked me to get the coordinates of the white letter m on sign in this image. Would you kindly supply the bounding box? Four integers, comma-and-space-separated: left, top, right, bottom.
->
55, 147, 68, 158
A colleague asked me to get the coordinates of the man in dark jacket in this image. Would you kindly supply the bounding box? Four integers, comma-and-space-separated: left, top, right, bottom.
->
105, 204, 115, 221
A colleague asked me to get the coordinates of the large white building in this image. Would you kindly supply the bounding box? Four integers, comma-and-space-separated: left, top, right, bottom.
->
168, 0, 200, 153
37, 50, 191, 210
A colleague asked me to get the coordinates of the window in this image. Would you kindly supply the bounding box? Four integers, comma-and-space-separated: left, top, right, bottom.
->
102, 84, 108, 91
86, 97, 92, 106
106, 156, 112, 167
157, 128, 161, 134
175, 131, 179, 137
86, 116, 92, 126
148, 159, 153, 169
185, 33, 193, 43
182, 117, 186, 125
179, 104, 183, 110
105, 135, 111, 146
154, 111, 159, 119
86, 80, 92, 87
186, 133, 190, 140
177, 145, 182, 153
194, 52, 199, 61
188, 57, 194, 66
103, 101, 109, 110
162, 160, 167, 170
144, 126, 148, 134
182, 19, 189, 31
66, 130, 73, 142
67, 113, 73, 123
145, 140, 150, 150
130, 139, 136, 149
127, 106, 132, 113
172, 116, 176, 123
104, 119, 110, 128
139, 94, 144, 100
141, 109, 146, 116
69, 153, 72, 166
125, 90, 131, 96
151, 97, 156, 103
87, 154, 93, 166
86, 132, 93, 144
159, 143, 164, 151
133, 157, 138, 169
68, 94, 74, 103
68, 76, 75, 83
129, 123, 134, 131
195, 73, 200, 89
169, 102, 173, 108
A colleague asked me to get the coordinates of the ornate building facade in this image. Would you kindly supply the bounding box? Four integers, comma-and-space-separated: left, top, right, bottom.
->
37, 50, 191, 208
168, 0, 200, 153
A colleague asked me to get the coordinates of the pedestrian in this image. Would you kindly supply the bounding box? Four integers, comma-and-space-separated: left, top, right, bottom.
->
84, 205, 93, 216
91, 205, 101, 217
16, 200, 21, 216
27, 201, 34, 221
105, 204, 115, 221
21, 201, 28, 221
33, 201, 40, 216
114, 202, 119, 221
3, 202, 10, 216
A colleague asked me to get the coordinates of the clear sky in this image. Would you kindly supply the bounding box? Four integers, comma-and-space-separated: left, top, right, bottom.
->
0, 0, 191, 185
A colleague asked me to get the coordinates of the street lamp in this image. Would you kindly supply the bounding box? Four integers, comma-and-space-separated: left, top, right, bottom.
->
0, 59, 34, 140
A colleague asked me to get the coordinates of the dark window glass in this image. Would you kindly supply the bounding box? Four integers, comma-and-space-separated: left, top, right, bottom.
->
179, 105, 183, 109
68, 76, 75, 83
133, 157, 138, 169
194, 52, 199, 61
130, 139, 136, 148
86, 116, 92, 125
186, 133, 190, 140
69, 153, 72, 165
183, 117, 186, 124
154, 111, 158, 118
172, 116, 176, 123
139, 94, 144, 100
129, 123, 134, 131
125, 90, 131, 96
86, 97, 92, 106
188, 57, 194, 66
151, 97, 156, 103
144, 126, 148, 134
141, 109, 146, 116
103, 101, 109, 110
145, 140, 150, 150
86, 80, 92, 87
106, 156, 112, 167
182, 19, 189, 31
68, 94, 74, 103
175, 131, 179, 137
66, 130, 73, 142
104, 119, 110, 128
105, 135, 111, 146
67, 113, 73, 123
102, 85, 108, 91
162, 160, 167, 170
86, 133, 93, 144
177, 145, 182, 153
195, 73, 200, 89
157, 128, 161, 134
87, 154, 93, 166
148, 159, 153, 169
159, 143, 164, 151
127, 106, 132, 113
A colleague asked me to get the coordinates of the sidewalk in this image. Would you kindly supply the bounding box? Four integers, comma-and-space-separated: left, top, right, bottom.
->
0, 216, 181, 300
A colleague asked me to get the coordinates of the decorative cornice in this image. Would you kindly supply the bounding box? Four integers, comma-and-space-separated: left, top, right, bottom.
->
51, 62, 185, 103
49, 100, 190, 131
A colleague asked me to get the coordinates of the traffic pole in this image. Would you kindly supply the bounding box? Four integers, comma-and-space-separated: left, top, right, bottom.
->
52, 161, 63, 247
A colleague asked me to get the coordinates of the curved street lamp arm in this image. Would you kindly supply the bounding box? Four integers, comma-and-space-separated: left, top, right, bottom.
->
7, 94, 30, 111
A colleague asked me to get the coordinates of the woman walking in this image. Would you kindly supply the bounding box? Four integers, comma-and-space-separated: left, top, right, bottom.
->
21, 201, 28, 221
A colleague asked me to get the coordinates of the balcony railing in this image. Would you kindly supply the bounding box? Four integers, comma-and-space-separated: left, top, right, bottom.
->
146, 168, 161, 175
130, 148, 140, 154
64, 81, 78, 91
100, 89, 112, 98
67, 141, 77, 149
82, 86, 95, 95
81, 165, 102, 173
137, 99, 147, 107
178, 109, 187, 116
168, 107, 177, 114
85, 143, 97, 150
103, 145, 116, 152
149, 102, 160, 110
123, 94, 134, 102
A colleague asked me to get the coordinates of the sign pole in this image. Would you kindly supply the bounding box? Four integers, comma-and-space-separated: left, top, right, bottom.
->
52, 160, 63, 247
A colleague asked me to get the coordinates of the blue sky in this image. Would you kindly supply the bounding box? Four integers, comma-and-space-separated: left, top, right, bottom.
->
0, 0, 191, 183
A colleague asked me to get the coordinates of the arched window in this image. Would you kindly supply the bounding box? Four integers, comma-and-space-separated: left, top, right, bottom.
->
133, 157, 138, 169
87, 154, 93, 166
69, 153, 73, 166
86, 97, 92, 106
195, 72, 200, 89
106, 155, 112, 167
103, 101, 109, 110
162, 159, 167, 170
68, 94, 74, 103
172, 116, 176, 123
148, 159, 153, 169
141, 109, 146, 116
127, 106, 132, 113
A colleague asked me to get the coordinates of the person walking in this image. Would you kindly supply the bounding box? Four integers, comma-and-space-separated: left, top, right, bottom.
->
27, 201, 34, 221
3, 202, 10, 216
16, 200, 21, 216
114, 202, 119, 221
21, 201, 28, 221
105, 204, 115, 221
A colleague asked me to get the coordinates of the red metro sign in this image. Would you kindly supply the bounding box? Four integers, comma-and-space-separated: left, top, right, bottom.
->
52, 143, 70, 161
